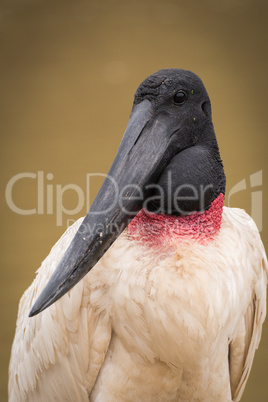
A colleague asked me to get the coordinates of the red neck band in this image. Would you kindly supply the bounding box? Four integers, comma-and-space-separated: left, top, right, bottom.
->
128, 193, 224, 247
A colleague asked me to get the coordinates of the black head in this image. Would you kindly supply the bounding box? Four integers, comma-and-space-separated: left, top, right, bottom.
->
135, 68, 211, 120
135, 69, 225, 214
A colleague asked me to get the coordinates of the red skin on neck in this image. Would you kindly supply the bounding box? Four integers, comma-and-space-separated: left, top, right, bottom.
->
128, 193, 224, 247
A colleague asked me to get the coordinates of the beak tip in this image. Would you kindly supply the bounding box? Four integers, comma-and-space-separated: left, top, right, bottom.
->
29, 288, 58, 317
29, 307, 38, 317
29, 298, 48, 317
29, 302, 42, 317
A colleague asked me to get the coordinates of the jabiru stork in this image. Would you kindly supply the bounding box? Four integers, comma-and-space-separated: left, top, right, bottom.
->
9, 69, 267, 402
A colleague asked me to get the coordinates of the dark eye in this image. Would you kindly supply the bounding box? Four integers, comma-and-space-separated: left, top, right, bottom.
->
173, 91, 187, 105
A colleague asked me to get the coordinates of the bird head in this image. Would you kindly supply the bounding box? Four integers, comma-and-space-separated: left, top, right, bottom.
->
29, 68, 225, 316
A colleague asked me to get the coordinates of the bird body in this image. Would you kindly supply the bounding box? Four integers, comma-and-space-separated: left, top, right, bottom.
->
9, 69, 267, 401
9, 205, 267, 401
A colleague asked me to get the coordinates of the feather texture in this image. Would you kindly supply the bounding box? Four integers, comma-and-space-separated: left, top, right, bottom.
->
9, 207, 267, 401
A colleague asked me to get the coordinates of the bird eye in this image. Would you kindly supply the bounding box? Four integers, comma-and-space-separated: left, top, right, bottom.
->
173, 91, 187, 105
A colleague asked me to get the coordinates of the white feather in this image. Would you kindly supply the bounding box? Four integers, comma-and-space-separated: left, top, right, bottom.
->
9, 207, 267, 401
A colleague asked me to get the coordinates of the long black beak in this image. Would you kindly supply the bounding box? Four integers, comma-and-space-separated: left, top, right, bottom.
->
29, 99, 177, 316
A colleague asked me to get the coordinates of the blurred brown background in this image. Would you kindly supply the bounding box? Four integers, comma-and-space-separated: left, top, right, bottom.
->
1, 0, 267, 401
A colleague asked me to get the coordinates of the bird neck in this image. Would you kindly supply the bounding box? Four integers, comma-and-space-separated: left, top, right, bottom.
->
128, 193, 224, 247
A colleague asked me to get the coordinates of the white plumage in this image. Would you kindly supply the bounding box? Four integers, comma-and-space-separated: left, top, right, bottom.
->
9, 206, 267, 401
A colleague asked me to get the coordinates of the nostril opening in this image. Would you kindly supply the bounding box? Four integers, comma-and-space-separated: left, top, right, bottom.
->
202, 101, 211, 117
